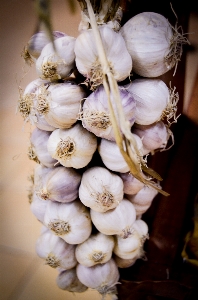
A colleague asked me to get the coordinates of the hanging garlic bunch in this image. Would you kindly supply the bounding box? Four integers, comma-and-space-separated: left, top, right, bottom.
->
74, 25, 132, 90
22, 30, 67, 65
28, 127, 57, 167
119, 172, 144, 195
98, 133, 145, 173
132, 121, 173, 154
35, 227, 77, 269
80, 84, 136, 141
126, 185, 160, 217
125, 78, 179, 126
121, 11, 189, 77
18, 78, 55, 131
79, 166, 124, 212
76, 258, 120, 299
34, 165, 81, 203
36, 35, 76, 81
75, 232, 115, 267
44, 200, 92, 244
56, 267, 88, 293
47, 122, 97, 169
34, 80, 87, 129
91, 199, 136, 238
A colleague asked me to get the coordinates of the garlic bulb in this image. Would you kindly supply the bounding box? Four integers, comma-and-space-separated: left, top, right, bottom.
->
98, 134, 144, 173
26, 31, 67, 60
75, 232, 115, 267
119, 172, 144, 195
47, 123, 97, 169
34, 165, 81, 203
34, 80, 86, 129
91, 199, 136, 238
132, 121, 172, 154
44, 200, 92, 244
76, 258, 119, 298
74, 25, 132, 89
18, 78, 55, 131
79, 166, 124, 212
35, 228, 77, 269
121, 12, 188, 77
125, 78, 172, 125
28, 127, 57, 167
36, 35, 76, 81
56, 268, 88, 293
80, 85, 136, 141
132, 219, 149, 238
113, 254, 137, 268
30, 192, 49, 223
126, 185, 159, 216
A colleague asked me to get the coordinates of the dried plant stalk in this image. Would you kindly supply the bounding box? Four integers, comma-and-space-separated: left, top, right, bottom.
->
85, 0, 169, 196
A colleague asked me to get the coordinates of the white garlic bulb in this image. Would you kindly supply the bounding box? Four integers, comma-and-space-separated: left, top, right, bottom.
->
34, 80, 86, 129
121, 12, 188, 77
28, 127, 57, 167
56, 268, 88, 293
47, 123, 97, 169
125, 78, 170, 125
36, 35, 76, 81
26, 31, 67, 60
80, 85, 136, 141
91, 199, 136, 238
18, 78, 55, 131
126, 185, 159, 216
98, 134, 144, 173
75, 232, 115, 267
34, 165, 81, 203
132, 121, 171, 154
76, 258, 119, 298
132, 219, 149, 238
44, 200, 92, 244
74, 25, 132, 89
35, 228, 77, 269
119, 172, 144, 195
30, 192, 49, 223
79, 166, 124, 212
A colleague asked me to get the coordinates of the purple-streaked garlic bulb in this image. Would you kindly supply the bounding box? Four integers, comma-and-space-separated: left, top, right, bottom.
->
80, 85, 136, 141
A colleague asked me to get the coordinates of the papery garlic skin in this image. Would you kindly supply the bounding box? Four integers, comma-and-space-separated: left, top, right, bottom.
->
132, 121, 170, 154
81, 85, 136, 141
79, 166, 124, 212
27, 31, 67, 59
34, 165, 81, 203
36, 36, 76, 81
35, 80, 86, 129
44, 200, 92, 244
119, 172, 144, 195
125, 79, 170, 125
121, 12, 176, 77
98, 134, 144, 173
91, 199, 136, 238
18, 78, 55, 131
28, 128, 57, 167
47, 123, 97, 169
56, 268, 88, 293
35, 228, 77, 269
30, 192, 49, 223
75, 232, 115, 267
76, 259, 119, 297
74, 26, 132, 89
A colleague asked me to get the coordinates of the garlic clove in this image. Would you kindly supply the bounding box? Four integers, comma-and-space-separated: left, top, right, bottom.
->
35, 228, 77, 270
56, 268, 88, 293
44, 200, 92, 244
47, 123, 97, 169
75, 232, 115, 267
90, 199, 136, 238
79, 166, 124, 212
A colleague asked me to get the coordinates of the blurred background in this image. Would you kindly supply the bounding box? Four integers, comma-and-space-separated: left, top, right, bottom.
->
0, 1, 198, 300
